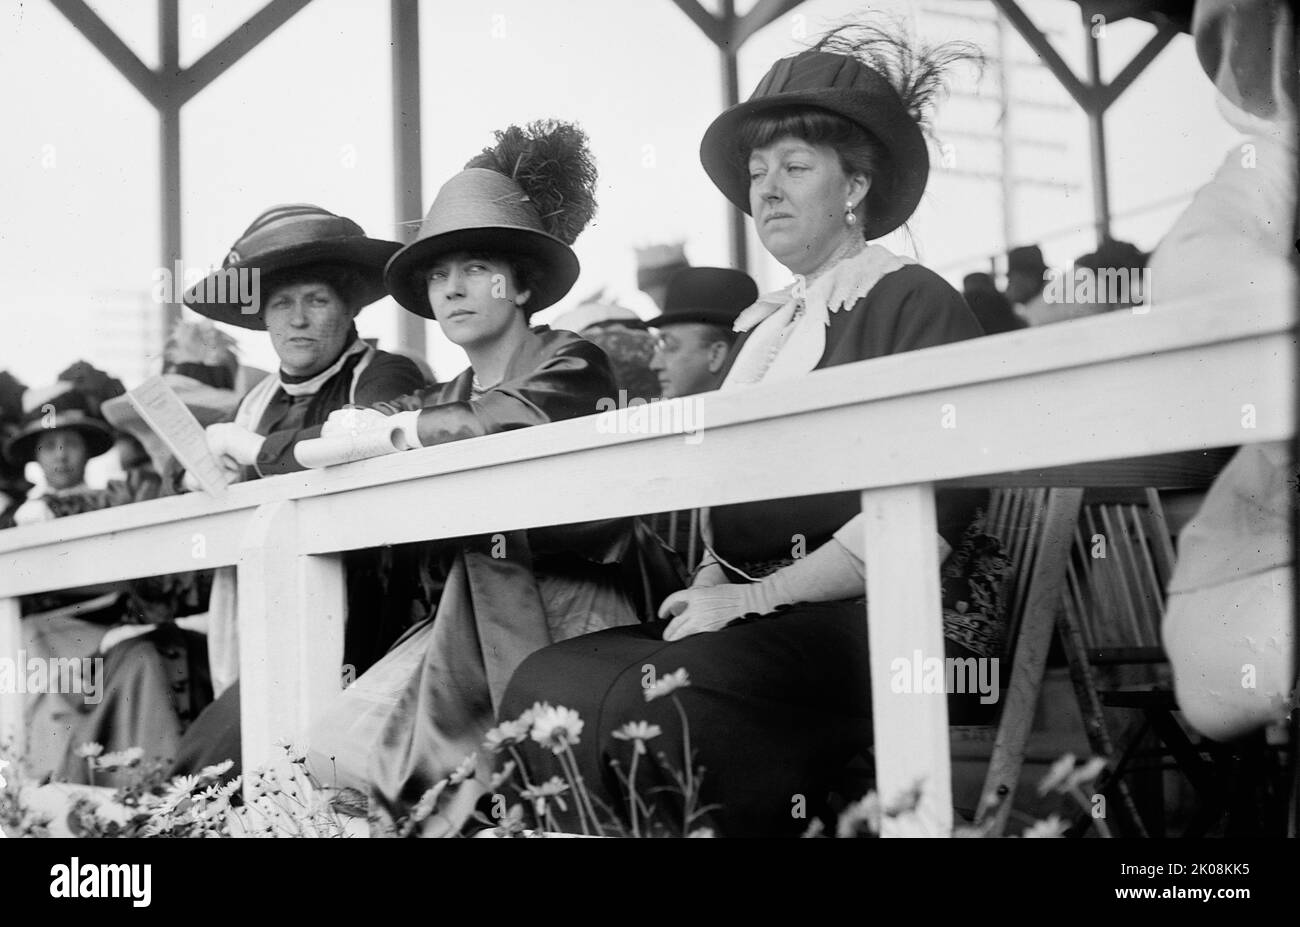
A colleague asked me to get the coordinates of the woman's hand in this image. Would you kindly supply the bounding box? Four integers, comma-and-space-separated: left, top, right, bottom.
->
659, 582, 775, 642
204, 423, 265, 467
321, 406, 391, 438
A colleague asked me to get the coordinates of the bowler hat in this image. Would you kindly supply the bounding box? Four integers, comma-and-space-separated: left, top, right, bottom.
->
646, 267, 758, 328
385, 169, 580, 319
700, 50, 929, 241
1007, 244, 1048, 277
184, 204, 401, 331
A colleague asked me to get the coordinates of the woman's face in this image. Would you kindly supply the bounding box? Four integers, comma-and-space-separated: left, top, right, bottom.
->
425, 252, 529, 350
747, 136, 869, 275
263, 281, 355, 377
34, 428, 88, 490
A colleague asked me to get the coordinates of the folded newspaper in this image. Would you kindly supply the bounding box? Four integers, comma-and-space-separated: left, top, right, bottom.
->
126, 376, 229, 496
294, 425, 404, 469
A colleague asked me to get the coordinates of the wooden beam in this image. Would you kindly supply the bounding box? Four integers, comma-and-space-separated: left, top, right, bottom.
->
174, 0, 315, 105
1100, 21, 1180, 110
391, 0, 426, 358
993, 0, 1092, 110
237, 501, 345, 775
0, 597, 23, 758
47, 0, 162, 107
668, 0, 724, 48
862, 484, 951, 836
732, 0, 806, 48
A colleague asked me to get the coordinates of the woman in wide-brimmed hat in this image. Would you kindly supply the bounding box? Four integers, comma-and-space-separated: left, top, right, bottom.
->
164, 207, 426, 781
180, 204, 423, 480
294, 121, 682, 836
500, 22, 995, 836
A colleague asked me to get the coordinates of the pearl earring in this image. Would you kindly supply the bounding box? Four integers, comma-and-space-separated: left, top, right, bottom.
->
844, 200, 857, 227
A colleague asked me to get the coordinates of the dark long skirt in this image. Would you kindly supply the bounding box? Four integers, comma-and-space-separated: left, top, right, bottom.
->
497, 600, 875, 838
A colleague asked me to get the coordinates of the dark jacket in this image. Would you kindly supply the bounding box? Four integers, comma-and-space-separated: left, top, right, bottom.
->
710, 264, 987, 564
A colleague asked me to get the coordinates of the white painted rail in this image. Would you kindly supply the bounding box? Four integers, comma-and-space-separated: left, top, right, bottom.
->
0, 290, 1293, 834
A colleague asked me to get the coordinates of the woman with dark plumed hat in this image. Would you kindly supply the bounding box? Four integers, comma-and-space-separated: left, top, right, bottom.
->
300, 120, 682, 835
498, 21, 996, 836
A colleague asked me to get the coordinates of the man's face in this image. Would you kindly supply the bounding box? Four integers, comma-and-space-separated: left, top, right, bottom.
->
650, 322, 729, 398
425, 252, 527, 350
263, 281, 355, 377
1005, 270, 1043, 305
34, 428, 88, 490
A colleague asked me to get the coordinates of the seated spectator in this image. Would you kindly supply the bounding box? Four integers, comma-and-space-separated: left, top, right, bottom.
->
962, 272, 1025, 334
1004, 243, 1050, 325
304, 119, 682, 835
1073, 238, 1148, 312
648, 267, 757, 398
167, 204, 425, 776
2, 375, 212, 786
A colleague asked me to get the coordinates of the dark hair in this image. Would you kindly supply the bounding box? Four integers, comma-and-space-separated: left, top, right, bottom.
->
734, 106, 887, 230
263, 262, 369, 313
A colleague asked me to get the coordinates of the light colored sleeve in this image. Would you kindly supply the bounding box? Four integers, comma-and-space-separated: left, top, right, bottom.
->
832, 512, 952, 567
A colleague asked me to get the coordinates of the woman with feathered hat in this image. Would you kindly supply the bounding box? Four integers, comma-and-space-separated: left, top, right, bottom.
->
498, 22, 992, 836
299, 121, 681, 835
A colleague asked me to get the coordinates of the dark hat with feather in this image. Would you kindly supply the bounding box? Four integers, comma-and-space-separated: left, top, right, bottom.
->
701, 22, 978, 241
385, 120, 598, 319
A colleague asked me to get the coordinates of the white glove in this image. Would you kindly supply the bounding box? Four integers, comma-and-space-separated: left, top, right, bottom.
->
12, 498, 55, 525
205, 422, 265, 467
321, 407, 391, 439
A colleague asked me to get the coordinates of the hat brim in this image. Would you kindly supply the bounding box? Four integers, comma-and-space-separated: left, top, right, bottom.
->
6, 412, 116, 466
182, 238, 401, 331
384, 226, 579, 320
700, 88, 929, 241
646, 309, 744, 328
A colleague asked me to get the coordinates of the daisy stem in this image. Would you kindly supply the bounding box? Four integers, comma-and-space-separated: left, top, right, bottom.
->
627, 746, 641, 838
672, 694, 695, 831
563, 743, 604, 835
554, 748, 592, 836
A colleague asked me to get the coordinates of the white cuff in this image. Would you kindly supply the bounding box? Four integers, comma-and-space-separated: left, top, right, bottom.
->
390, 410, 423, 451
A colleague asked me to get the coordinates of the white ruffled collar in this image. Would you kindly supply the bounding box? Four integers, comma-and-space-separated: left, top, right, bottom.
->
723, 245, 914, 387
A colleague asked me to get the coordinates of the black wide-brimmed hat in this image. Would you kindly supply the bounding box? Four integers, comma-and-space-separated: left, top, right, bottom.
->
646, 267, 759, 328
700, 49, 929, 241
5, 384, 116, 466
184, 204, 401, 331
384, 169, 581, 320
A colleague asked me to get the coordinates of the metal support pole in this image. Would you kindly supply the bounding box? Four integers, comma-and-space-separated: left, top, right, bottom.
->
720, 0, 747, 273
160, 0, 182, 331
391, 0, 426, 357
1084, 26, 1112, 245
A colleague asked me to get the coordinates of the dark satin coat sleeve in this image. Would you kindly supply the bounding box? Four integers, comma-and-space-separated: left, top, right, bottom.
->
413, 338, 614, 446
256, 353, 426, 476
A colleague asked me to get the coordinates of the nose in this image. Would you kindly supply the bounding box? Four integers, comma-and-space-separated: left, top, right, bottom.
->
286, 298, 310, 327
753, 171, 781, 205
443, 266, 465, 298
649, 348, 665, 372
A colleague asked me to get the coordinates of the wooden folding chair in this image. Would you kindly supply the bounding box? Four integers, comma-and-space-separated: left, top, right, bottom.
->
1057, 488, 1245, 837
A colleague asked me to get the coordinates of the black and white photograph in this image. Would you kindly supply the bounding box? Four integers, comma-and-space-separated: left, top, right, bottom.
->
0, 0, 1295, 897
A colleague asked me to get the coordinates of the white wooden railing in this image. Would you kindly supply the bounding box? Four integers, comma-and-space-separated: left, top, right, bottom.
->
1, 288, 1293, 835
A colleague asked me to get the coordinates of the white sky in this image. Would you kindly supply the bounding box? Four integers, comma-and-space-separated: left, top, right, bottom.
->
0, 0, 1239, 389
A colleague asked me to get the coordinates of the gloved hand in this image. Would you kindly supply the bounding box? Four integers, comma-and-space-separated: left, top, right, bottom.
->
205, 422, 265, 467
321, 406, 391, 438
660, 536, 866, 642
659, 581, 785, 642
